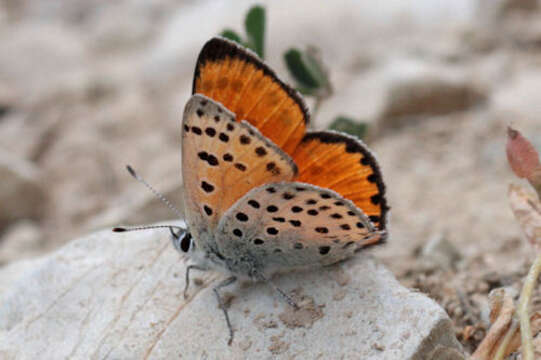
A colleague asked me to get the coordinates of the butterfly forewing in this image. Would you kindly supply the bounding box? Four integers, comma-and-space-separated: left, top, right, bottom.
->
182, 94, 297, 236
292, 131, 389, 230
193, 37, 309, 156
216, 182, 385, 273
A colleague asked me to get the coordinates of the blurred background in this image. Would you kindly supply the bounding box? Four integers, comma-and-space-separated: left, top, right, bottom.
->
1, 0, 541, 351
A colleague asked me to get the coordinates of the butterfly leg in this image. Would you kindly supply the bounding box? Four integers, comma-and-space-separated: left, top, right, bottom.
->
213, 276, 237, 345
184, 264, 207, 299
269, 280, 299, 310
257, 273, 299, 310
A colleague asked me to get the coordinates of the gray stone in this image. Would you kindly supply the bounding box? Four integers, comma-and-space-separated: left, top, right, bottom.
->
477, 0, 538, 21
379, 74, 487, 127
420, 232, 462, 271
0, 224, 464, 359
0, 150, 46, 230
0, 221, 42, 265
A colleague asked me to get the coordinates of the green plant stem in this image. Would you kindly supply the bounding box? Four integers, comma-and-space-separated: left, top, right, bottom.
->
493, 319, 519, 360
517, 252, 541, 360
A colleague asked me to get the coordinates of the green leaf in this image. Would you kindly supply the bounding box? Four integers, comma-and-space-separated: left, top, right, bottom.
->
221, 29, 243, 44
244, 5, 265, 58
328, 116, 368, 139
284, 48, 321, 90
302, 48, 330, 90
295, 85, 318, 96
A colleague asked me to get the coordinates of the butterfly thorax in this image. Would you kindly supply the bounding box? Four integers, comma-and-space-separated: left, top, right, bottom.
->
185, 222, 259, 280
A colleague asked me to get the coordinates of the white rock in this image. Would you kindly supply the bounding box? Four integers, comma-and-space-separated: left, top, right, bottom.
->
0, 150, 46, 229
0, 224, 464, 359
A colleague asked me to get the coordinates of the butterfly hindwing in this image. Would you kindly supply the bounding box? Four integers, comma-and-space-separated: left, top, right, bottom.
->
193, 37, 309, 156
182, 94, 297, 238
216, 182, 386, 273
292, 131, 389, 230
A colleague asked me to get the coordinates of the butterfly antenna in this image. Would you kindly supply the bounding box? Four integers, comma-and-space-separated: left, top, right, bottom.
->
113, 224, 184, 234
125, 165, 183, 219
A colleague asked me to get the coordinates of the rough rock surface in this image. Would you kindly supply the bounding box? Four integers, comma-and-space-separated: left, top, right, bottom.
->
0, 224, 464, 359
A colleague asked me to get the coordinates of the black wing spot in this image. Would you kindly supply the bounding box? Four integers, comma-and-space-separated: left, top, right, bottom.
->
236, 212, 249, 222
307, 209, 319, 216
266, 187, 276, 193
234, 163, 247, 171
319, 246, 331, 255
205, 127, 216, 137
239, 134, 251, 145
207, 154, 218, 166
223, 153, 233, 162
320, 193, 331, 199
203, 205, 213, 216
266, 227, 279, 235
254, 238, 264, 245
255, 146, 267, 157
306, 199, 317, 205
315, 227, 329, 234
340, 224, 351, 230
282, 192, 295, 200
219, 133, 229, 142
198, 151, 208, 161
289, 220, 301, 227
369, 215, 380, 223
291, 206, 303, 213
331, 213, 343, 219
201, 181, 215, 193
248, 199, 260, 208
272, 217, 285, 222
266, 205, 278, 213
233, 229, 243, 237
196, 109, 204, 117
266, 162, 279, 174
191, 126, 202, 135
370, 194, 381, 205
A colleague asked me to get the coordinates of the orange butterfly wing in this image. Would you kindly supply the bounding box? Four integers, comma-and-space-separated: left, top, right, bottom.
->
292, 131, 389, 231
182, 95, 297, 235
193, 37, 308, 156
191, 38, 389, 234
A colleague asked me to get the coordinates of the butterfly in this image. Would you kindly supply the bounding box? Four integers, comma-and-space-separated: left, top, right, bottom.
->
117, 37, 389, 345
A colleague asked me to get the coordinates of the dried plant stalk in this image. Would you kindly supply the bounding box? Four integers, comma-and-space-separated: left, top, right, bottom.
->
517, 253, 541, 360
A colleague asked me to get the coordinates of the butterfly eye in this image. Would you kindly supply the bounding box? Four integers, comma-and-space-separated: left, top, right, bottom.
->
180, 232, 192, 253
